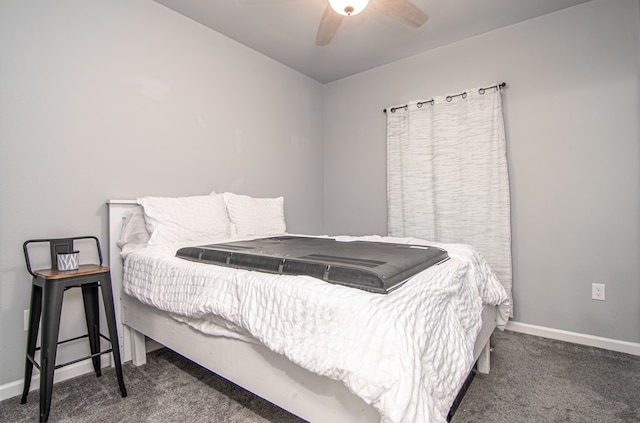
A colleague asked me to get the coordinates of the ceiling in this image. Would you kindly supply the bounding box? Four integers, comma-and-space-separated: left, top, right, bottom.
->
152, 0, 592, 84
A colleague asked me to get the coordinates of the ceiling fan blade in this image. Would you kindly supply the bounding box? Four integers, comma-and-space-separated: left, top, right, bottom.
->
372, 0, 428, 28
315, 4, 344, 46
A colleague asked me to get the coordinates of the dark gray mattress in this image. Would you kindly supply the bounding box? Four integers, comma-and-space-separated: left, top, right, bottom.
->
176, 236, 449, 294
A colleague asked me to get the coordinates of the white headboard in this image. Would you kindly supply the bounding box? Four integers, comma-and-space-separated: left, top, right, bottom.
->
106, 199, 138, 362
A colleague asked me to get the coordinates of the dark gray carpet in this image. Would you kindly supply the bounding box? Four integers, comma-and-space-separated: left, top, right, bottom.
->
1, 330, 638, 422
454, 330, 640, 423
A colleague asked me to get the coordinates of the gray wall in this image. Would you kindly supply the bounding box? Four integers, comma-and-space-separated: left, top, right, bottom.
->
1, 0, 638, 392
324, 0, 640, 343
0, 0, 324, 386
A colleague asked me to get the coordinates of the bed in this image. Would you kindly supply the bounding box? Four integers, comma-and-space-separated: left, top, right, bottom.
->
107, 193, 510, 423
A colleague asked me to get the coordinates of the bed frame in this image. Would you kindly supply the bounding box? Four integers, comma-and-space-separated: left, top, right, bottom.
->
107, 199, 495, 423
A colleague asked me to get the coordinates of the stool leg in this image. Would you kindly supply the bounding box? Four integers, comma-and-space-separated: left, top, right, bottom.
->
99, 273, 127, 398
21, 283, 42, 404
39, 282, 65, 423
81, 283, 102, 377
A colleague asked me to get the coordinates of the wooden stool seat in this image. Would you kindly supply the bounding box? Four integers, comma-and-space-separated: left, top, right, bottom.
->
21, 237, 127, 423
33, 264, 110, 280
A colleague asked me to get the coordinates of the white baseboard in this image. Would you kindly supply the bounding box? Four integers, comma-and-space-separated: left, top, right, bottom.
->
0, 356, 113, 402
506, 321, 640, 356
4, 325, 636, 402
0, 338, 162, 403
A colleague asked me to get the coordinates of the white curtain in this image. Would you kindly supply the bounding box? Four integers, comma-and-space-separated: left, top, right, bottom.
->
386, 85, 512, 310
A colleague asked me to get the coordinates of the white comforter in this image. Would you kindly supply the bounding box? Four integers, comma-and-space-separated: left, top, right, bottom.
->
123, 235, 510, 423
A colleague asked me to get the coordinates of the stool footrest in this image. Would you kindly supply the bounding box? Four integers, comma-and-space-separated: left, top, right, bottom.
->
34, 333, 93, 351
27, 333, 116, 371
53, 348, 114, 371
27, 348, 116, 372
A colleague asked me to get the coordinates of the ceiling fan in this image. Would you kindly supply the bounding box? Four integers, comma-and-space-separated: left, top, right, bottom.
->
316, 0, 428, 46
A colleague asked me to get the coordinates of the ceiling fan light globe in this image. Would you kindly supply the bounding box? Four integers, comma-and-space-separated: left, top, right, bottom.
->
329, 0, 370, 16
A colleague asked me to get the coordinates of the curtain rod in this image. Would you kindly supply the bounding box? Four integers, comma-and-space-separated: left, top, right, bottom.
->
383, 82, 507, 114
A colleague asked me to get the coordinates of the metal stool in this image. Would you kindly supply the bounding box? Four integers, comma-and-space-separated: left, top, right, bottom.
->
20, 236, 127, 422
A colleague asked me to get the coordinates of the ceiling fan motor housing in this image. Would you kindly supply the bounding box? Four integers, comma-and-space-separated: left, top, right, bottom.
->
329, 0, 370, 16
318, 0, 426, 46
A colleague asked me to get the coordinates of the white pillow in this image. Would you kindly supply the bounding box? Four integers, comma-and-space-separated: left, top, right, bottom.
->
138, 194, 231, 245
117, 206, 151, 248
224, 193, 286, 237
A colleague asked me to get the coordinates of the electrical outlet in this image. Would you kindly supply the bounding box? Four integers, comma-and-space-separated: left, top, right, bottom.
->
592, 283, 605, 301
24, 310, 29, 331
